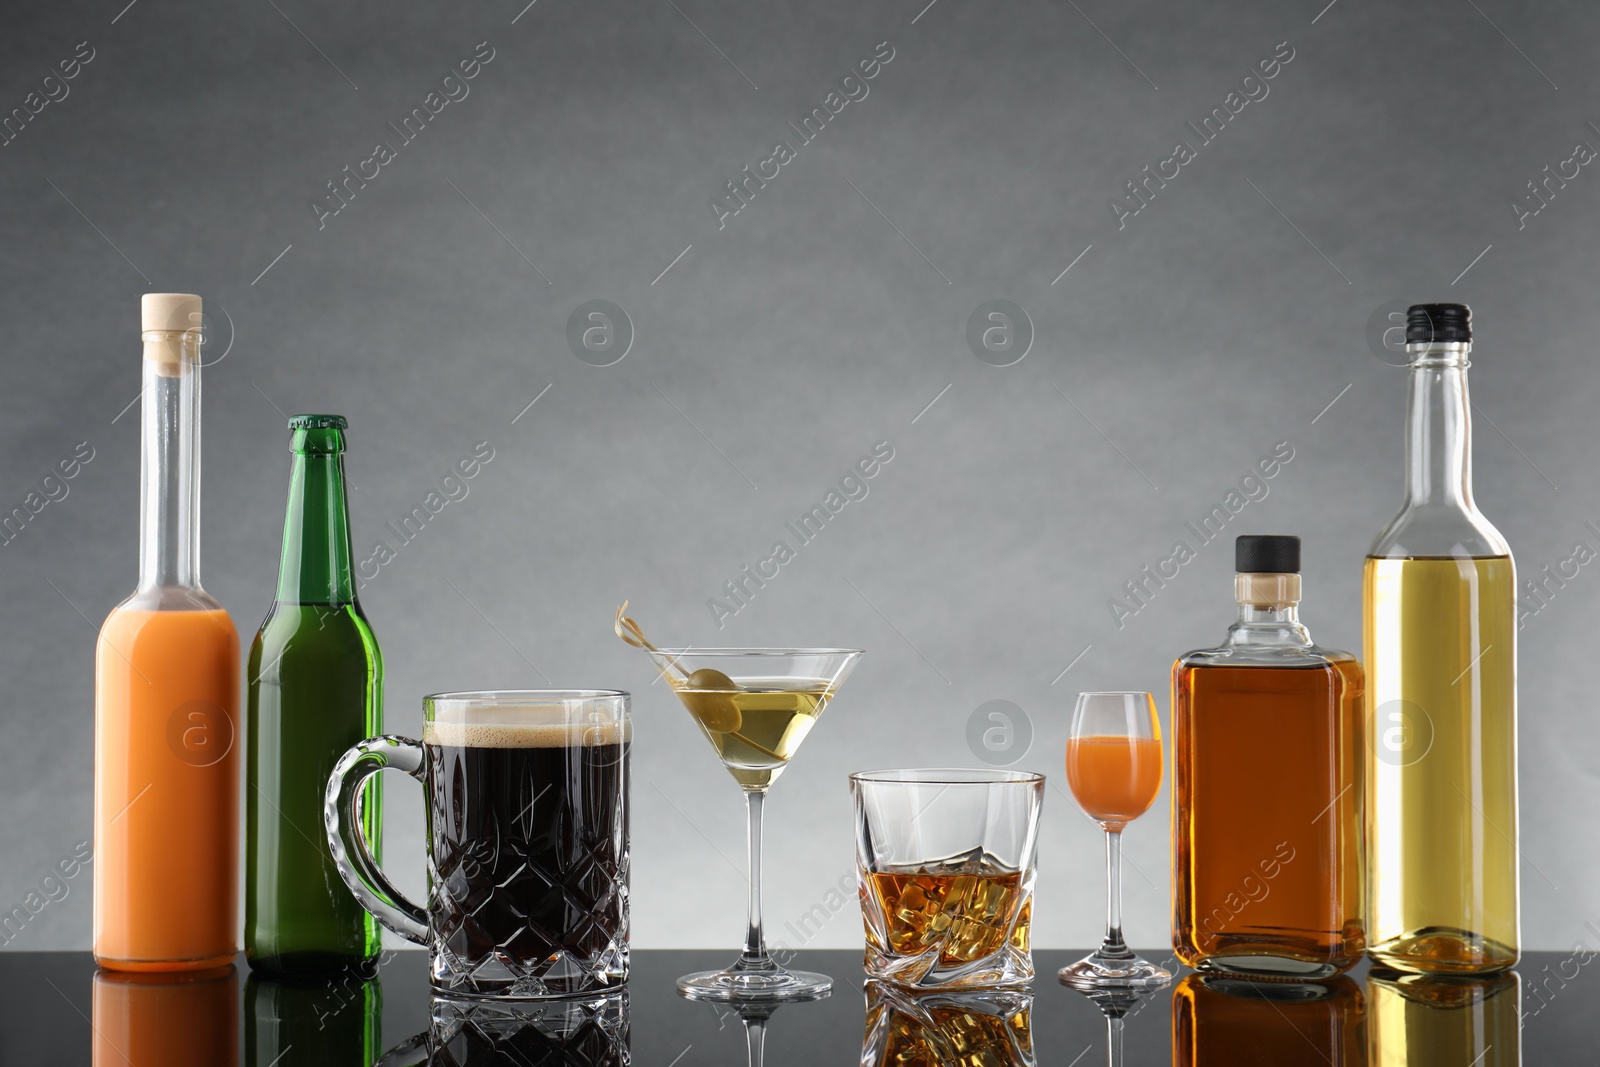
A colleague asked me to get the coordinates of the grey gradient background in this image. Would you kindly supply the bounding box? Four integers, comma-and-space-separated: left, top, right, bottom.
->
1, 0, 1597, 954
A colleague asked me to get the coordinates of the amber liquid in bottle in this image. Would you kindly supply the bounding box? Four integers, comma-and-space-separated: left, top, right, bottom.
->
1173, 546, 1365, 979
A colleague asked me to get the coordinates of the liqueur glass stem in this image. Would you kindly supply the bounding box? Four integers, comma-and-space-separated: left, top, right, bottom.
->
1102, 829, 1129, 960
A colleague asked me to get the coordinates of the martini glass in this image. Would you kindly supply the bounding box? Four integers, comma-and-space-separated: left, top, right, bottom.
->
644, 646, 861, 1001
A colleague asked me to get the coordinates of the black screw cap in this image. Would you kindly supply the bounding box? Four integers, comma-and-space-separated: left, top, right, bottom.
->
1406, 303, 1471, 344
1236, 535, 1300, 574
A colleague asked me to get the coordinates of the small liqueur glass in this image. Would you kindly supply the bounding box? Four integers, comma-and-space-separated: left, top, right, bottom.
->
1058, 692, 1172, 991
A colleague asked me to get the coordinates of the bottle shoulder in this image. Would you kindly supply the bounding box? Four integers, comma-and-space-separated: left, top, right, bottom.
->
253, 602, 381, 656
1174, 645, 1364, 706
1176, 643, 1358, 671
1368, 502, 1511, 558
248, 603, 383, 705
99, 595, 239, 663
114, 585, 232, 616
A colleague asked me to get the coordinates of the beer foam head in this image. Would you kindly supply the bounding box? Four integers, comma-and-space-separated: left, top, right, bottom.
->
424, 702, 630, 749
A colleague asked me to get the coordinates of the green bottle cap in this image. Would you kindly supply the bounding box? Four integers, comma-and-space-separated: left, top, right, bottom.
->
287, 414, 348, 430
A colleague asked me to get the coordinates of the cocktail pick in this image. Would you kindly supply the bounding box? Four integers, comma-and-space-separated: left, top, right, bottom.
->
613, 601, 689, 677
614, 602, 744, 733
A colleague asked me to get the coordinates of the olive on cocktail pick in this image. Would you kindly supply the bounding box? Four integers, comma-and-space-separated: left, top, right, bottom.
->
680, 667, 741, 734
614, 602, 744, 732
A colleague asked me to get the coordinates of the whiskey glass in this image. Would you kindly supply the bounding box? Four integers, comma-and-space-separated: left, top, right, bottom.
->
852, 769, 1044, 989
1058, 692, 1171, 991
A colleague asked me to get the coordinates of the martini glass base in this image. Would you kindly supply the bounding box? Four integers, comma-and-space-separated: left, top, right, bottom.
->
677, 967, 832, 1003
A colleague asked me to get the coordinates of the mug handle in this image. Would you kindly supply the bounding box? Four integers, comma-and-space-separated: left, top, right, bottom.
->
325, 735, 430, 944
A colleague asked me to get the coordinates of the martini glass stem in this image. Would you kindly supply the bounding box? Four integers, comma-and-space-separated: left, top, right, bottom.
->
1101, 828, 1132, 959
740, 789, 777, 972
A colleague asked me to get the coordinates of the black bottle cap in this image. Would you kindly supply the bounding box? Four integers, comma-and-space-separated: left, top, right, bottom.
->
288, 414, 348, 430
1405, 303, 1471, 344
1236, 535, 1300, 574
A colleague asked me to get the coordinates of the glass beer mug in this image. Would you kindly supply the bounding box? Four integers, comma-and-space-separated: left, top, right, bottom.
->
325, 690, 630, 999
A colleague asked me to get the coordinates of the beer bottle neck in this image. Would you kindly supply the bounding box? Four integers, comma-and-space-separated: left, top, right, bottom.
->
276, 427, 357, 605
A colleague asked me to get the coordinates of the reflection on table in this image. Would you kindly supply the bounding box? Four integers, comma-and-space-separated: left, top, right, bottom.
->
247, 970, 381, 1067
1368, 970, 1520, 1067
377, 991, 630, 1066
861, 981, 1034, 1067
25, 950, 1574, 1065
92, 965, 239, 1067
1061, 982, 1167, 1067
703, 998, 806, 1067
1172, 972, 1366, 1066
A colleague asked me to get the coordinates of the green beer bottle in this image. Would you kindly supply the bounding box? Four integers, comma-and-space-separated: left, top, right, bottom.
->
247, 414, 382, 974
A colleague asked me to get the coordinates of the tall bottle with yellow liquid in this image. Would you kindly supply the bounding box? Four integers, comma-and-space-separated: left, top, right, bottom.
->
1364, 302, 1517, 974
94, 294, 240, 970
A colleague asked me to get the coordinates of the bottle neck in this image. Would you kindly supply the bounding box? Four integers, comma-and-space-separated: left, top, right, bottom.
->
1237, 602, 1301, 626
137, 331, 203, 592
276, 428, 357, 605
1227, 573, 1311, 647
1404, 343, 1475, 509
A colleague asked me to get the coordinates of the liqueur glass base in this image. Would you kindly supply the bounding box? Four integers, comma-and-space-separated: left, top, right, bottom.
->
1058, 948, 1171, 992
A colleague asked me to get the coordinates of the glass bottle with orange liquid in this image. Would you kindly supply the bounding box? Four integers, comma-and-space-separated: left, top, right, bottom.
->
1173, 534, 1365, 978
94, 294, 240, 971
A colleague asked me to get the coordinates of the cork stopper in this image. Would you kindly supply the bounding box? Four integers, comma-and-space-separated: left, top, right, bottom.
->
1235, 572, 1301, 607
141, 294, 202, 377
141, 293, 202, 333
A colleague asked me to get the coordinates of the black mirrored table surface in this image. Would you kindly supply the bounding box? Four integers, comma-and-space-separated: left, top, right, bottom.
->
2, 949, 1591, 1063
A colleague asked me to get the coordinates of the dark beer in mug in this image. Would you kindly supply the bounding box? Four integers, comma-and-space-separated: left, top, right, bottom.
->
423, 710, 630, 993
327, 691, 630, 999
